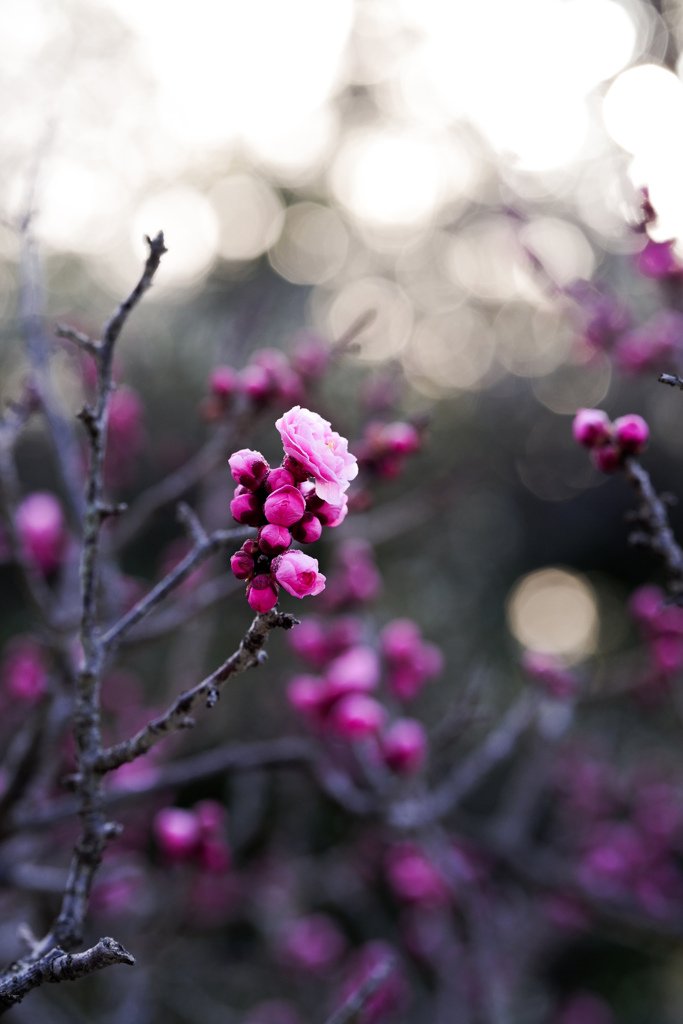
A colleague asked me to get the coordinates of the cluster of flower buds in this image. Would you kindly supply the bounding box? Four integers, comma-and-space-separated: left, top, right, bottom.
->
554, 750, 683, 919
153, 800, 232, 873
204, 338, 331, 421
355, 420, 421, 481
287, 615, 439, 772
0, 637, 48, 703
629, 585, 683, 686
521, 650, 578, 700
572, 408, 649, 472
15, 492, 66, 574
229, 407, 357, 612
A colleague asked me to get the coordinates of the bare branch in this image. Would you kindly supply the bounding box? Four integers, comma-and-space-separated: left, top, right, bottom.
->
321, 955, 394, 1024
0, 938, 134, 1015
54, 325, 99, 357
389, 692, 538, 829
622, 456, 683, 599
100, 523, 250, 653
96, 609, 298, 772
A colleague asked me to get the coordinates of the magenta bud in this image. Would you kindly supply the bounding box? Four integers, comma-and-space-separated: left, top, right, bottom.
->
329, 693, 386, 738
230, 490, 265, 526
382, 719, 428, 775
154, 807, 201, 862
240, 363, 272, 403
264, 485, 306, 527
241, 538, 261, 558
572, 409, 612, 449
291, 512, 323, 544
381, 619, 422, 662
258, 524, 292, 556
287, 674, 328, 722
612, 414, 649, 454
265, 467, 296, 493
15, 492, 65, 574
229, 448, 270, 490
591, 444, 622, 474
382, 422, 421, 455
209, 365, 238, 397
231, 550, 255, 580
246, 574, 279, 612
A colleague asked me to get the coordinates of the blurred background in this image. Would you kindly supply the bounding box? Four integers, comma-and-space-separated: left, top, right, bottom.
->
5, 1, 683, 1021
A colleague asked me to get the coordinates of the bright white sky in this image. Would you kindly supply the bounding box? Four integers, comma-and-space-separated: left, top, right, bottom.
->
0, 0, 674, 287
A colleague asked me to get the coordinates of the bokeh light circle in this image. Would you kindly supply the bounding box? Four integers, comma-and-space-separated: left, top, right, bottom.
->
507, 567, 598, 663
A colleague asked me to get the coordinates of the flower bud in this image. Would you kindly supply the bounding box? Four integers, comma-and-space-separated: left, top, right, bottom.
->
382, 719, 428, 775
258, 524, 292, 556
612, 414, 649, 454
572, 409, 612, 449
286, 674, 328, 722
246, 574, 279, 613
231, 549, 255, 580
2, 639, 48, 702
16, 492, 66, 574
265, 467, 296, 493
329, 693, 385, 738
591, 444, 622, 474
325, 646, 380, 700
230, 490, 265, 527
154, 807, 201, 862
291, 512, 322, 544
264, 485, 306, 527
209, 365, 238, 397
382, 422, 420, 455
229, 449, 270, 490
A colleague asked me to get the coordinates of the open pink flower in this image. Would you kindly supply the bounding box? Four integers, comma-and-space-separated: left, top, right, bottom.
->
272, 550, 326, 598
276, 406, 357, 505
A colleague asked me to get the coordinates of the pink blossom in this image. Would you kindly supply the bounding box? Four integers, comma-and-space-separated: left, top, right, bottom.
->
381, 620, 422, 662
286, 674, 328, 722
15, 492, 65, 574
305, 492, 349, 528
636, 237, 683, 279
231, 548, 255, 580
276, 406, 358, 505
591, 444, 621, 474
272, 551, 325, 599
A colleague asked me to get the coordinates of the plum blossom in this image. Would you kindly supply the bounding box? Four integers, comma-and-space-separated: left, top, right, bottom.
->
276, 406, 357, 505
272, 551, 326, 599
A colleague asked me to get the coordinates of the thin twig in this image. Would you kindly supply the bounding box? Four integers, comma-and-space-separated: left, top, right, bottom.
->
95, 609, 298, 772
0, 938, 134, 1014
622, 456, 683, 598
321, 955, 394, 1024
388, 692, 537, 829
101, 522, 250, 653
